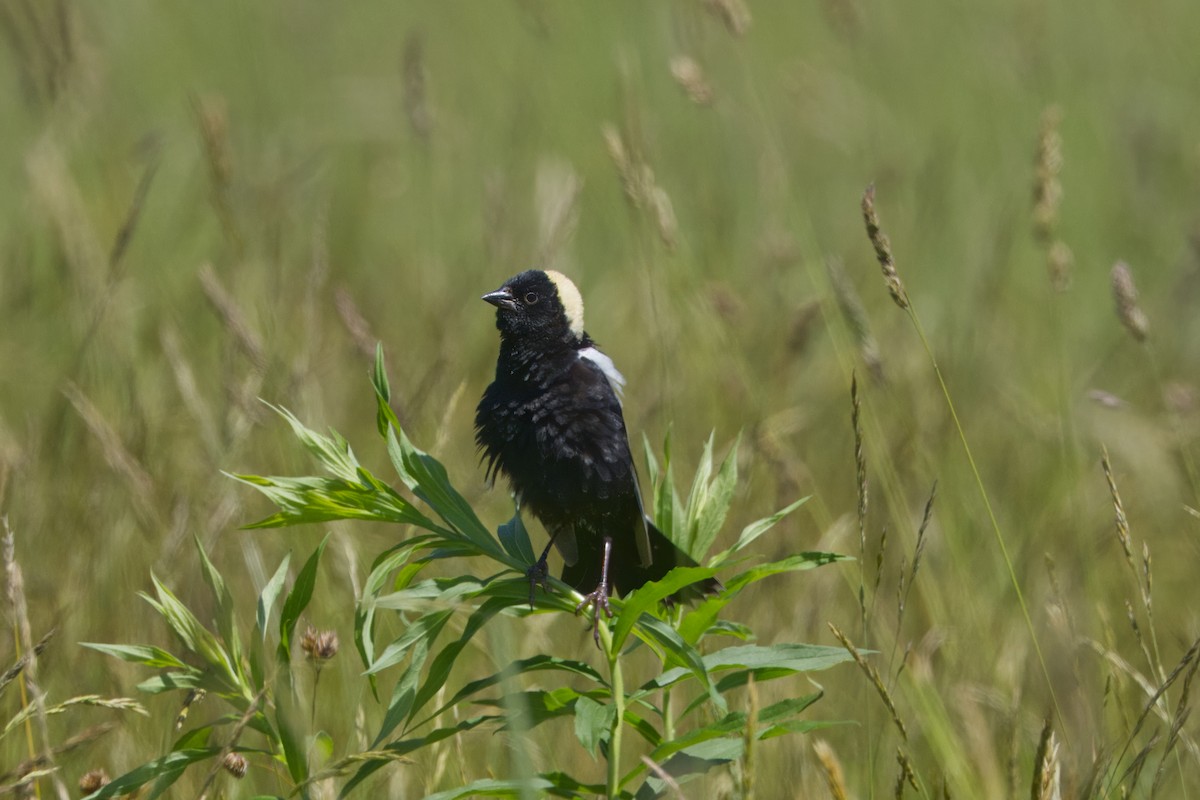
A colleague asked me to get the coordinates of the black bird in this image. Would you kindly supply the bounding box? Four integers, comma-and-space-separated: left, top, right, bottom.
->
475, 270, 720, 627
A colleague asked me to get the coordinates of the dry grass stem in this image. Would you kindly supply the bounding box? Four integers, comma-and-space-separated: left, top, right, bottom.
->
198, 263, 267, 372
669, 55, 713, 105
742, 675, 758, 800
829, 259, 884, 382
703, 0, 752, 36
534, 157, 582, 269
829, 622, 908, 740
192, 93, 241, 251
62, 383, 160, 526
849, 373, 869, 634
3, 518, 71, 800
0, 628, 54, 698
861, 184, 909, 309
602, 123, 678, 249
334, 287, 379, 360
1111, 261, 1149, 342
403, 31, 432, 142
897, 482, 936, 628
812, 739, 850, 800
109, 150, 159, 270
640, 756, 686, 799
160, 324, 222, 458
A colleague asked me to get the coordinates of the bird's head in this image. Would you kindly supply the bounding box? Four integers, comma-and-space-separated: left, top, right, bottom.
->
482, 269, 586, 346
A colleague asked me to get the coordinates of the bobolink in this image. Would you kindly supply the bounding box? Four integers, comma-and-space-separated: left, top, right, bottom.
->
475, 270, 720, 631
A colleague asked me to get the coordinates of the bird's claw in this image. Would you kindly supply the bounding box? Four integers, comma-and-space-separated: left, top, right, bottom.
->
574, 584, 614, 647
525, 556, 550, 609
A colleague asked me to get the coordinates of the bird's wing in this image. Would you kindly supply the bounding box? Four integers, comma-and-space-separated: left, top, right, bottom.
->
575, 348, 654, 569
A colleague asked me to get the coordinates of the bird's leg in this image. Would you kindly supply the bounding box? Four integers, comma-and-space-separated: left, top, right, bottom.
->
574, 537, 615, 647
525, 529, 560, 609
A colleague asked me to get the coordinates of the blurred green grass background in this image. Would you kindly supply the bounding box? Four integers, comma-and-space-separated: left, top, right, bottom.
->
2, 0, 1199, 796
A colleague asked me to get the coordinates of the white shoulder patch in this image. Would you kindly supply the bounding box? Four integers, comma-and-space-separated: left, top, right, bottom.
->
545, 270, 585, 338
579, 346, 626, 399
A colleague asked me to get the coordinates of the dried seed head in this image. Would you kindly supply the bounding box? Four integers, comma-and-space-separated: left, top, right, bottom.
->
669, 56, 714, 105
601, 124, 678, 250
79, 769, 110, 793
1033, 106, 1064, 242
300, 625, 339, 662
403, 32, 432, 141
1047, 240, 1073, 292
813, 740, 849, 800
222, 751, 248, 779
194, 94, 232, 189
861, 184, 909, 309
1111, 261, 1149, 342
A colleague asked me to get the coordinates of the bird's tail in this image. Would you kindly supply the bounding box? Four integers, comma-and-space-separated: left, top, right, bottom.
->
634, 519, 723, 601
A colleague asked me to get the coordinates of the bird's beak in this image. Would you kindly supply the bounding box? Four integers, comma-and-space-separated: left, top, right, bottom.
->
482, 287, 519, 311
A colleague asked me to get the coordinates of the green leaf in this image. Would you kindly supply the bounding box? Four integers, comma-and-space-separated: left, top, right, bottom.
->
340, 715, 497, 797
82, 748, 220, 798
573, 695, 614, 758
634, 615, 724, 715
680, 432, 716, 556
135, 670, 206, 694
80, 643, 187, 670
372, 343, 401, 438
421, 778, 554, 800
678, 552, 846, 645
263, 403, 360, 481
276, 674, 308, 784
366, 609, 453, 676
141, 576, 239, 692
355, 541, 433, 682
278, 534, 330, 664
229, 473, 439, 531
711, 496, 811, 565
497, 512, 536, 565
687, 433, 739, 559
384, 425, 513, 566
652, 642, 854, 692
194, 535, 243, 684
646, 431, 682, 542
406, 595, 518, 727
373, 637, 433, 747
257, 552, 292, 641
422, 656, 605, 726
610, 566, 721, 653
758, 693, 823, 724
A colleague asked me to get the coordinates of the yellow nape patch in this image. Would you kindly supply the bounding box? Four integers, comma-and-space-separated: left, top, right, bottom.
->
545, 270, 585, 337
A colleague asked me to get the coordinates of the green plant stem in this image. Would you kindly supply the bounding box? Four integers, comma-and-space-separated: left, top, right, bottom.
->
906, 310, 1068, 738
598, 620, 624, 800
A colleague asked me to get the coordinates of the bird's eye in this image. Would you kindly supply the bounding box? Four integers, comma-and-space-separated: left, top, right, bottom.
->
524, 292, 539, 305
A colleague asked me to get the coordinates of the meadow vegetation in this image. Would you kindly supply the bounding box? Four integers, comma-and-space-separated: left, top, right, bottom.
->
1, 1, 1198, 797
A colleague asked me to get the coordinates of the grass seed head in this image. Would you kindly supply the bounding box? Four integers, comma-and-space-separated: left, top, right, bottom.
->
1111, 261, 1149, 342
861, 184, 910, 309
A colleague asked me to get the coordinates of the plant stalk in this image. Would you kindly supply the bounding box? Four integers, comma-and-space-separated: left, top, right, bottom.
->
599, 621, 624, 800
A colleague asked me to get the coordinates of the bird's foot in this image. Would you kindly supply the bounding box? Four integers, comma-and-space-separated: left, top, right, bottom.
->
574, 582, 614, 647
525, 555, 550, 609
574, 536, 615, 647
